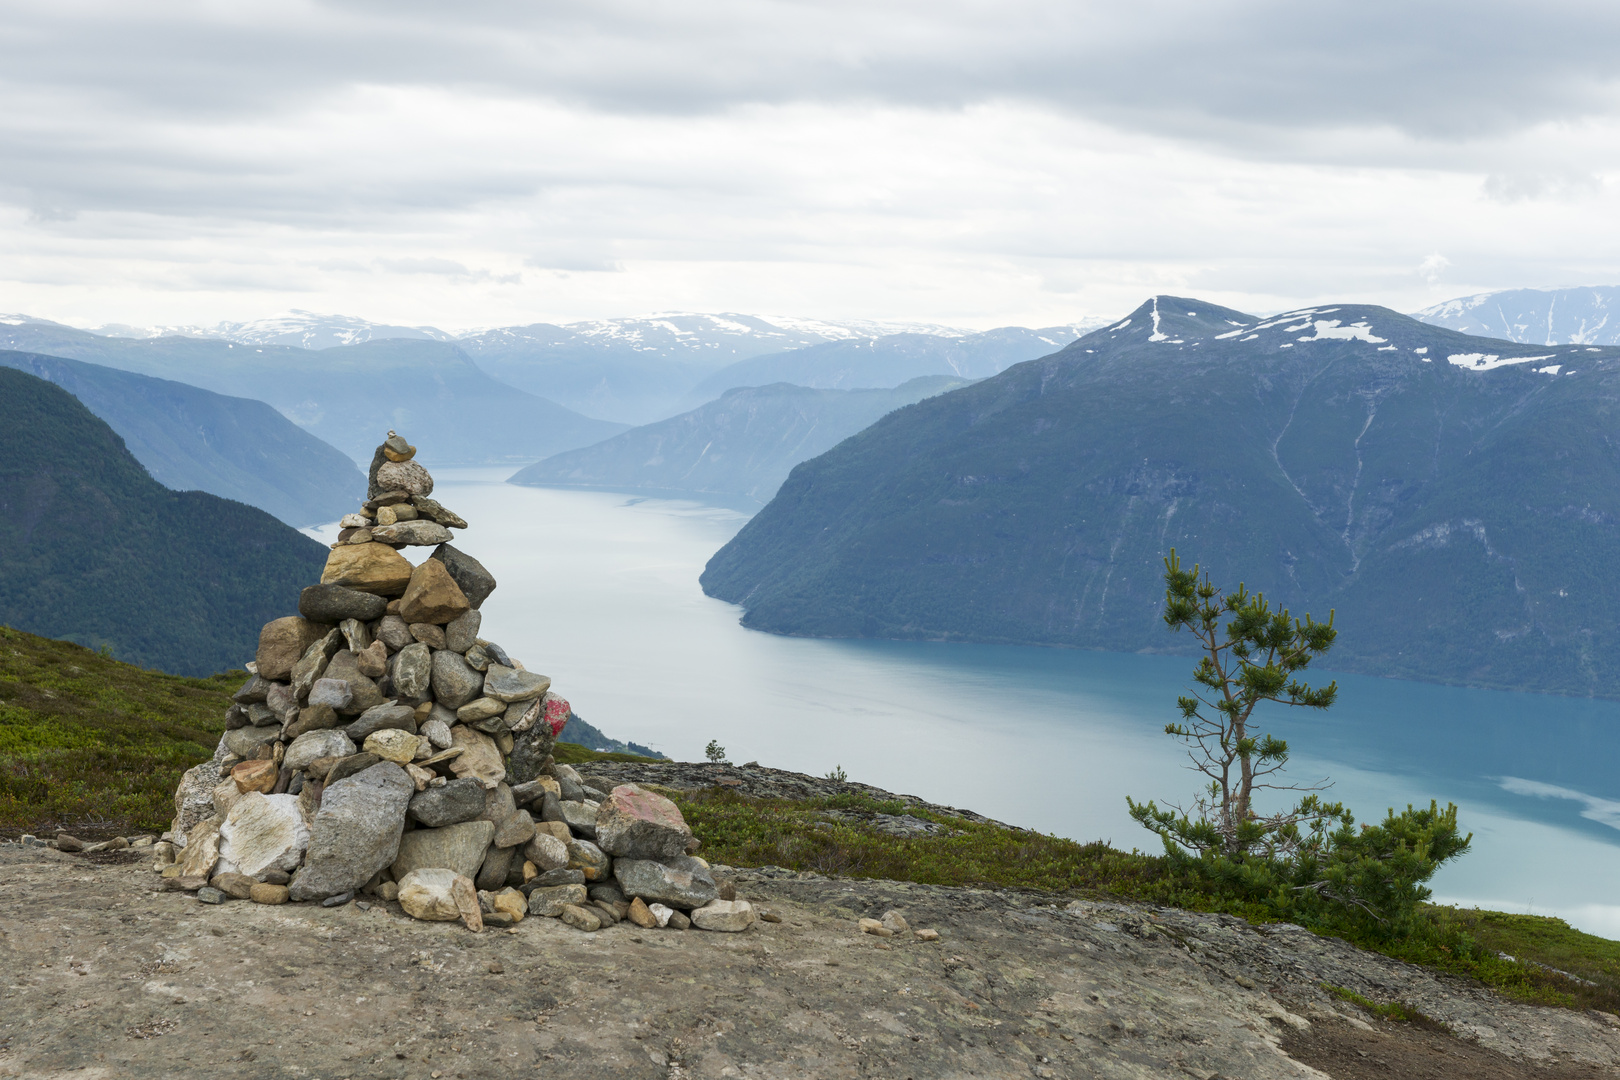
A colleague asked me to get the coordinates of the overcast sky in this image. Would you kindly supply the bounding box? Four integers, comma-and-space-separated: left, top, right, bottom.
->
4, 0, 1620, 330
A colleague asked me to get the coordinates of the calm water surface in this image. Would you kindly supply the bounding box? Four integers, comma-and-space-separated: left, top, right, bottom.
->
315, 467, 1620, 937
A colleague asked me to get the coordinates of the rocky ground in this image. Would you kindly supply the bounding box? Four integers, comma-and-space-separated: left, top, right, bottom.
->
3, 836, 1619, 1080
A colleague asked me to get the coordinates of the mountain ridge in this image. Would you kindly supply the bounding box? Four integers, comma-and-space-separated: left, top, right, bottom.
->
701, 295, 1620, 697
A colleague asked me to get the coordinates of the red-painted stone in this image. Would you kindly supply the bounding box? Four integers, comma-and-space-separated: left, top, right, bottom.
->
594, 783, 693, 859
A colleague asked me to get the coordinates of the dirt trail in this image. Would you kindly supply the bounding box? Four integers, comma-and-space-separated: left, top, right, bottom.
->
1, 846, 1617, 1080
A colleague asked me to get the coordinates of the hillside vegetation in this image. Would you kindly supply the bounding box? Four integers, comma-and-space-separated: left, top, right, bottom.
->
703, 296, 1620, 697
0, 367, 328, 675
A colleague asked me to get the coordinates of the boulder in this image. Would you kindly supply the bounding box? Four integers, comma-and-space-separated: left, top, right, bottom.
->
176, 816, 223, 880
284, 729, 357, 773
288, 762, 413, 901
230, 758, 280, 795
408, 622, 447, 649
376, 459, 434, 495
483, 665, 551, 704
475, 844, 514, 891
527, 883, 587, 917
691, 898, 756, 933
250, 882, 290, 904
399, 559, 471, 625
507, 694, 568, 784
371, 520, 453, 547
398, 868, 474, 922
595, 784, 693, 860
364, 728, 421, 764
299, 583, 388, 624
324, 752, 382, 785
222, 724, 279, 759
447, 726, 504, 789
256, 617, 329, 682
320, 543, 414, 597
355, 640, 388, 678
284, 703, 340, 740
218, 792, 310, 877
430, 544, 497, 609
375, 615, 414, 651
560, 904, 601, 932
321, 651, 385, 715
565, 837, 611, 882
456, 697, 505, 723
558, 800, 598, 839
444, 609, 481, 653
420, 717, 453, 750
613, 856, 718, 910
345, 703, 417, 742
522, 831, 569, 872
430, 650, 483, 709
391, 819, 494, 880
306, 677, 354, 712
493, 809, 536, 850
409, 777, 487, 827
392, 642, 432, 700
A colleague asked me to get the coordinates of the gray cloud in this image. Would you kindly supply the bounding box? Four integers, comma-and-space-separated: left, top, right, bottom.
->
4, 1, 1619, 142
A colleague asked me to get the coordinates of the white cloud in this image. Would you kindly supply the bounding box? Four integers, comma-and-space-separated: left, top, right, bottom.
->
3, 2, 1620, 327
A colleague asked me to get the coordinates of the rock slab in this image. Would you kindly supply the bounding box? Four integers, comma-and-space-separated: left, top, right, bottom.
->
289, 762, 413, 901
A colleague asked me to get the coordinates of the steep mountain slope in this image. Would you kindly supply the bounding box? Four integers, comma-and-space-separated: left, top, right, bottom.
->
509, 376, 971, 506
681, 326, 1096, 406
702, 297, 1620, 696
0, 349, 362, 526
1416, 286, 1620, 345
0, 367, 328, 676
456, 313, 964, 424
0, 323, 625, 465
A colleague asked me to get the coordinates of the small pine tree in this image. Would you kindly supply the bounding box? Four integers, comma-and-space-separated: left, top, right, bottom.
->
704, 739, 728, 764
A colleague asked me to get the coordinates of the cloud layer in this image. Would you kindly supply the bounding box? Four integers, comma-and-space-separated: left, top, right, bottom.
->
3, 0, 1620, 327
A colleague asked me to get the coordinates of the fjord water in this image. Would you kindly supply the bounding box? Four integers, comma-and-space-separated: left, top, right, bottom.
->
318, 468, 1620, 938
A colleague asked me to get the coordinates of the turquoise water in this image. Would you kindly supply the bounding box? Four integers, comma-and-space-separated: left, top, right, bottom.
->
312, 468, 1620, 937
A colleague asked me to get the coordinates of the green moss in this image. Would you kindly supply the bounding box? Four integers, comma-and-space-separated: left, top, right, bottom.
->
0, 624, 234, 834
1321, 984, 1451, 1031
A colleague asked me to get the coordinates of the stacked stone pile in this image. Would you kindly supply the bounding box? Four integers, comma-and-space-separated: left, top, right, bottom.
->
156, 431, 755, 935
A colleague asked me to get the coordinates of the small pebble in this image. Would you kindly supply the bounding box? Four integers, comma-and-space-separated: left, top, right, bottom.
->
322, 891, 354, 908
197, 887, 226, 905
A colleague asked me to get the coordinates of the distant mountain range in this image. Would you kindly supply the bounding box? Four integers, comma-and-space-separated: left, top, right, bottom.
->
4, 310, 1108, 426
1415, 286, 1620, 346
703, 296, 1620, 697
679, 326, 1093, 409
0, 322, 627, 465
0, 349, 361, 527
0, 367, 328, 676
510, 376, 972, 507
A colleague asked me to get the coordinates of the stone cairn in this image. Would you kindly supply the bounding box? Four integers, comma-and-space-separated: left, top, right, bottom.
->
154, 431, 756, 935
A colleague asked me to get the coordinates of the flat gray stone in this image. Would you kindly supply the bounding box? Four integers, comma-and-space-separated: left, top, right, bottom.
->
284, 729, 356, 773
391, 819, 495, 881
559, 800, 598, 839
613, 856, 718, 910
345, 703, 417, 742
482, 664, 551, 704
223, 724, 279, 759
526, 883, 587, 917
288, 762, 412, 902
408, 777, 487, 828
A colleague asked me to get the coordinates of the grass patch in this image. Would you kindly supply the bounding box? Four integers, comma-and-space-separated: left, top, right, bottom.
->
0, 625, 235, 835
1353, 907, 1620, 1013
668, 787, 1211, 902
1322, 984, 1451, 1032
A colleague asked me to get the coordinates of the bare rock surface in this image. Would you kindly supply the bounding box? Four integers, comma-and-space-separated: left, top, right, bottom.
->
2, 843, 1617, 1079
